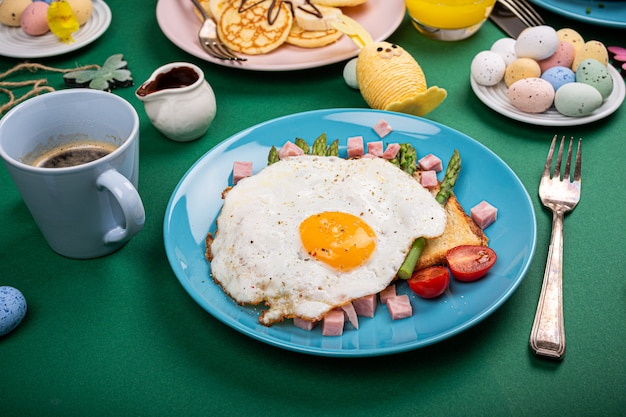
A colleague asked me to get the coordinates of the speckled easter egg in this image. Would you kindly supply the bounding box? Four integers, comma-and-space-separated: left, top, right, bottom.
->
572, 40, 609, 71
471, 51, 506, 86
343, 57, 359, 89
507, 77, 555, 113
554, 82, 603, 116
575, 58, 613, 99
0, 0, 32, 27
20, 1, 50, 36
504, 57, 541, 87
0, 286, 27, 337
557, 28, 584, 55
541, 66, 575, 91
490, 37, 517, 66
65, 0, 93, 26
515, 25, 559, 60
538, 41, 575, 72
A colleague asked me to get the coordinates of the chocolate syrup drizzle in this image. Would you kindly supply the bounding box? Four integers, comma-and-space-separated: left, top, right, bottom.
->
238, 0, 322, 25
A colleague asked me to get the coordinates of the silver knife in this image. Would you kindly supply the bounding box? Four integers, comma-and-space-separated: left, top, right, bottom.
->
489, 0, 530, 39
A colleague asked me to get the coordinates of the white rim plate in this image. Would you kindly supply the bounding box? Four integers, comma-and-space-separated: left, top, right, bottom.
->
156, 0, 405, 71
529, 0, 626, 28
163, 109, 537, 357
471, 64, 625, 126
0, 0, 111, 59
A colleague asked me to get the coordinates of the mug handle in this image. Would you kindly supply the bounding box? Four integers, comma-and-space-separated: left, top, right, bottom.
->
96, 169, 145, 244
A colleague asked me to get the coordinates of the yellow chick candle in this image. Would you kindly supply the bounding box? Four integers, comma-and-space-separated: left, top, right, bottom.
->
47, 0, 79, 44
333, 15, 446, 117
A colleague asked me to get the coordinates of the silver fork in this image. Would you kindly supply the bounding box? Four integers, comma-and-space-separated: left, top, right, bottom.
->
190, 0, 246, 61
496, 0, 545, 28
529, 136, 582, 360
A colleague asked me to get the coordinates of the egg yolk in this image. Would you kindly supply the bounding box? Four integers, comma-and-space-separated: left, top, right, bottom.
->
299, 211, 377, 271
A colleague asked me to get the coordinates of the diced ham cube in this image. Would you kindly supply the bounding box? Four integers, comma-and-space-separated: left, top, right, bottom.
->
381, 143, 401, 160
232, 161, 253, 184
470, 200, 498, 229
294, 317, 318, 331
418, 153, 443, 172
367, 141, 384, 157
347, 136, 364, 158
278, 140, 305, 159
386, 295, 413, 320
420, 170, 438, 188
352, 294, 377, 318
373, 119, 393, 138
379, 284, 396, 305
340, 303, 359, 329
322, 309, 345, 336
361, 153, 376, 159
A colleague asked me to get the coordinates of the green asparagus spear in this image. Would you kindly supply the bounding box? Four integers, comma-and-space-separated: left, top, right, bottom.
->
268, 145, 279, 165
399, 143, 417, 175
295, 137, 310, 154
326, 139, 339, 157
397, 149, 462, 280
311, 133, 327, 156
436, 149, 461, 205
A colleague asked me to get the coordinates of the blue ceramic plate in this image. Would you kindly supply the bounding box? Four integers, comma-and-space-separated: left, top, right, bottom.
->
529, 0, 626, 28
163, 109, 537, 357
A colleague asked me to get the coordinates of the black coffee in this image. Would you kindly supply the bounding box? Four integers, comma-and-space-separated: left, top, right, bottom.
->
32, 142, 118, 168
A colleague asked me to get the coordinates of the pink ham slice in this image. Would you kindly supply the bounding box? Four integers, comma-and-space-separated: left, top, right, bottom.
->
381, 143, 401, 160
322, 309, 345, 336
367, 141, 384, 157
347, 136, 364, 157
386, 295, 413, 320
418, 153, 443, 172
470, 200, 498, 229
294, 317, 318, 331
278, 140, 305, 159
373, 119, 393, 138
379, 284, 396, 305
340, 303, 359, 329
352, 294, 377, 318
232, 161, 253, 184
420, 170, 438, 188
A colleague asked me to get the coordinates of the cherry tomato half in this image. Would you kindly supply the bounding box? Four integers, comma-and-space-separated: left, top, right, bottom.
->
446, 245, 497, 282
408, 266, 450, 299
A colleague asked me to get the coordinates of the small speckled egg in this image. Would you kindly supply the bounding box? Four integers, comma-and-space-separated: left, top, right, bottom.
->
20, 1, 50, 36
0, 286, 27, 337
490, 37, 517, 66
541, 66, 575, 91
515, 25, 559, 61
507, 78, 555, 113
557, 28, 584, 55
343, 57, 359, 89
504, 57, 541, 87
554, 82, 603, 116
538, 41, 575, 73
471, 51, 506, 86
572, 40, 609, 71
0, 0, 32, 27
575, 58, 613, 100
65, 0, 93, 26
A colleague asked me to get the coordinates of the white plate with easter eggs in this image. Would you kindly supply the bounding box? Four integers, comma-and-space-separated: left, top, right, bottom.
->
471, 64, 625, 126
0, 0, 111, 59
163, 109, 537, 357
156, 0, 405, 71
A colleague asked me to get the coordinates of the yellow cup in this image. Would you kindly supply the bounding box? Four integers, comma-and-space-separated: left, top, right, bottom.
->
406, 0, 496, 41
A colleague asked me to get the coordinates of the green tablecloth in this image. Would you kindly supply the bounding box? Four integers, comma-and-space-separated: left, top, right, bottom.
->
1, 1, 624, 415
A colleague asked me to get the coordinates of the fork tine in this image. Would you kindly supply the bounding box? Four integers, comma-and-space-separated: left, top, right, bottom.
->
516, 0, 545, 26
573, 139, 582, 182
553, 136, 565, 180
542, 135, 557, 178
497, 0, 534, 28
563, 138, 574, 181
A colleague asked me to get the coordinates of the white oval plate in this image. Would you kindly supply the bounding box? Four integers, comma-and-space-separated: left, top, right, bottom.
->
156, 0, 405, 71
0, 0, 111, 59
471, 64, 625, 126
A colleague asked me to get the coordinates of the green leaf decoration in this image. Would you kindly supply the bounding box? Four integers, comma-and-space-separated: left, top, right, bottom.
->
63, 54, 134, 91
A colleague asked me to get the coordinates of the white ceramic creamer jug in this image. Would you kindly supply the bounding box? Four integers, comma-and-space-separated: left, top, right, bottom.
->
136, 62, 216, 142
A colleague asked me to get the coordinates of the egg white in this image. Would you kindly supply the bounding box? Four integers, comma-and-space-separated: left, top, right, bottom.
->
209, 155, 446, 326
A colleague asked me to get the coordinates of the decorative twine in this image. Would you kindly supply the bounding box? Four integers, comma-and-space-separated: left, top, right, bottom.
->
0, 62, 100, 115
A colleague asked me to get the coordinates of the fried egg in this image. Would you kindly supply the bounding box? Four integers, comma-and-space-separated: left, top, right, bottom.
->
209, 155, 446, 326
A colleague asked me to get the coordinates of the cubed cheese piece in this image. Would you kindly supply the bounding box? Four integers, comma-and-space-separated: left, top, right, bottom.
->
373, 119, 393, 138
418, 153, 443, 172
387, 295, 413, 320
470, 200, 498, 229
